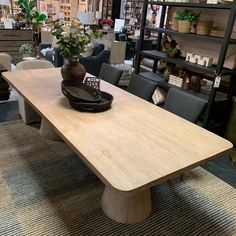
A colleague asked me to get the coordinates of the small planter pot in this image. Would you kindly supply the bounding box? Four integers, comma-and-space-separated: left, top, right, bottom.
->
196, 21, 213, 35
177, 20, 191, 33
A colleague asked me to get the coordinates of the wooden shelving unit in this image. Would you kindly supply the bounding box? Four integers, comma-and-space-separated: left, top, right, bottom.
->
102, 0, 113, 19
123, 0, 143, 22
135, 0, 236, 133
59, 0, 78, 21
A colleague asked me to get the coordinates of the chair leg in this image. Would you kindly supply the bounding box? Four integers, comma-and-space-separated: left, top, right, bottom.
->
229, 147, 236, 163
230, 155, 236, 163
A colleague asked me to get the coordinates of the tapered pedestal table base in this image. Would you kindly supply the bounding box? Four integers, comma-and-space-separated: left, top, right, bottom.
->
101, 186, 151, 224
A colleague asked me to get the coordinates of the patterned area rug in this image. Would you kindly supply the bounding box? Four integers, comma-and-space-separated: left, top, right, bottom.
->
0, 121, 236, 236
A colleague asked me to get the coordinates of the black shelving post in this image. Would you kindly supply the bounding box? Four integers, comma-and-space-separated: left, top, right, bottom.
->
203, 0, 236, 128
135, 0, 148, 74
153, 5, 167, 73
135, 0, 236, 133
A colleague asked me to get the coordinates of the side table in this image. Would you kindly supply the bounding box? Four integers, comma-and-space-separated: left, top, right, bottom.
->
0, 64, 10, 101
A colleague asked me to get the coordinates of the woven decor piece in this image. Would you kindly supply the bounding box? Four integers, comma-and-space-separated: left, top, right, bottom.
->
0, 121, 236, 235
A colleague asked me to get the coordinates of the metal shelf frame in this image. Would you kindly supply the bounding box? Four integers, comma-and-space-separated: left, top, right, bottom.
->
135, 0, 236, 128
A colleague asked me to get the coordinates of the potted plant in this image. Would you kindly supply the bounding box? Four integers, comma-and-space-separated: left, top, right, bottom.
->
19, 43, 32, 58
176, 9, 200, 33
101, 18, 114, 30
51, 19, 92, 81
166, 47, 181, 58
16, 0, 46, 56
163, 39, 181, 58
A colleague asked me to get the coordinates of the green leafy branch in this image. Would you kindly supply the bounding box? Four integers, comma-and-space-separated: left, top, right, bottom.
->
16, 0, 46, 28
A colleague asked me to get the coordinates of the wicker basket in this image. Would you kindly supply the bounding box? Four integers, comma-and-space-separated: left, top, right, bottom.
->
177, 20, 191, 33
196, 21, 213, 35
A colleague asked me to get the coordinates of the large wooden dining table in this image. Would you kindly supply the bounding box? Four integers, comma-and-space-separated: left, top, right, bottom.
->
3, 68, 232, 224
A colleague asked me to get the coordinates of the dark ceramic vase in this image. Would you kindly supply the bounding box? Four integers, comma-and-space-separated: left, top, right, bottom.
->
61, 58, 86, 82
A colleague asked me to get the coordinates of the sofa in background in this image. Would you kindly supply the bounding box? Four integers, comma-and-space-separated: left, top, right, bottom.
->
39, 43, 64, 67
39, 43, 109, 76
80, 44, 110, 77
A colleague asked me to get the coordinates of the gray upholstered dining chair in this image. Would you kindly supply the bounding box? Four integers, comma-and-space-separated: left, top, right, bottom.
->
16, 59, 55, 124
164, 87, 207, 123
0, 53, 12, 71
99, 63, 123, 86
127, 74, 157, 101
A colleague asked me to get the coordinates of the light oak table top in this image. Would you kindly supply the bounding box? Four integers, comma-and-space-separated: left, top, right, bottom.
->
3, 68, 233, 223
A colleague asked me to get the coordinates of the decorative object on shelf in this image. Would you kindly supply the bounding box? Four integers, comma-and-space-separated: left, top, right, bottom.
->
101, 18, 114, 30
183, 77, 190, 90
201, 78, 213, 92
166, 47, 181, 58
162, 61, 176, 81
190, 75, 202, 92
185, 52, 213, 67
168, 74, 183, 88
199, 0, 207, 3
196, 20, 213, 35
207, 0, 218, 3
176, 9, 200, 33
51, 19, 91, 81
19, 43, 32, 58
163, 38, 181, 58
178, 69, 191, 90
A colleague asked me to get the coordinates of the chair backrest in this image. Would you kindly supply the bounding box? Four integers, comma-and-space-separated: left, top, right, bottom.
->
127, 74, 157, 101
164, 88, 207, 123
110, 41, 126, 64
99, 63, 123, 86
92, 43, 105, 56
16, 59, 55, 71
119, 33, 127, 41
80, 50, 110, 77
0, 53, 11, 71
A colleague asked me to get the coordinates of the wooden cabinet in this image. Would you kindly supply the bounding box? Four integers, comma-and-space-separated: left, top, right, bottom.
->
0, 29, 33, 63
135, 1, 236, 134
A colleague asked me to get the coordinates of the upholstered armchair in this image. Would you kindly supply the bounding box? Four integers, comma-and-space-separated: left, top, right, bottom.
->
39, 43, 64, 67
16, 60, 55, 124
80, 48, 110, 77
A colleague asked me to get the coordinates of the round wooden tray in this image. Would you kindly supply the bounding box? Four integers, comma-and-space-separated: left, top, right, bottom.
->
61, 80, 101, 103
69, 91, 113, 112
